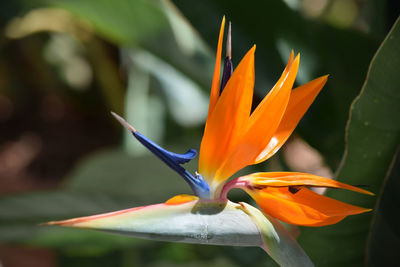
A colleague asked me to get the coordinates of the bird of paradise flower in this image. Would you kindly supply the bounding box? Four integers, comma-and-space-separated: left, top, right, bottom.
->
45, 17, 373, 266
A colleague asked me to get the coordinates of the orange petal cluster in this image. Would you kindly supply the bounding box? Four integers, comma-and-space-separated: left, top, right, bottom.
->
199, 17, 372, 225
199, 18, 326, 189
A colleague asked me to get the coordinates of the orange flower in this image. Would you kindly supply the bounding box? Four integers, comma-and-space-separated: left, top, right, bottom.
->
198, 17, 372, 226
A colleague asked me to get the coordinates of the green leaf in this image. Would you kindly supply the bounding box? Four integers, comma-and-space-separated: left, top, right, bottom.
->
299, 17, 400, 266
53, 0, 169, 45
366, 154, 400, 266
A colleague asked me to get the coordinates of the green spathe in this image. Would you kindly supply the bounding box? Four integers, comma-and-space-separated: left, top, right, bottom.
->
47, 199, 313, 266
48, 200, 263, 246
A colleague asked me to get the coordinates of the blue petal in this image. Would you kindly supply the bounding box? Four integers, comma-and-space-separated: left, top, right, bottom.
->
219, 56, 233, 95
165, 149, 197, 165
111, 112, 210, 198
132, 131, 195, 167
132, 131, 209, 198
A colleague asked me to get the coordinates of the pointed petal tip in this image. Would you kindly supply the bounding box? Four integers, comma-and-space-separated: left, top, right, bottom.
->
206, 15, 226, 116
363, 190, 375, 196
309, 74, 329, 89
41, 215, 91, 226
348, 187, 374, 196
39, 220, 73, 227
320, 74, 329, 81
287, 53, 300, 70
246, 44, 256, 55
220, 16, 226, 30
289, 50, 295, 60
110, 111, 136, 132
347, 206, 373, 215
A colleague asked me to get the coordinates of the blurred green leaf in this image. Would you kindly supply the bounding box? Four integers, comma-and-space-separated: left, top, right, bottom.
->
299, 17, 400, 266
362, 0, 388, 38
122, 60, 166, 155
53, 0, 169, 45
0, 190, 145, 251
52, 0, 215, 128
128, 48, 209, 127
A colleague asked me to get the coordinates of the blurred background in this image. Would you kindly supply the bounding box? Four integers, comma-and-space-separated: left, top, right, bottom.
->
0, 0, 399, 266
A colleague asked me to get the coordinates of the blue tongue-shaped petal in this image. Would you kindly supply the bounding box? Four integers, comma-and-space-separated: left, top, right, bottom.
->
132, 132, 197, 165
111, 112, 209, 198
170, 149, 197, 164
132, 131, 197, 168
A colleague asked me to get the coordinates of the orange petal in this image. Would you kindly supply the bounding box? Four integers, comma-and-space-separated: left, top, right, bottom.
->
247, 187, 371, 226
216, 54, 300, 180
279, 50, 295, 83
199, 46, 255, 181
165, 194, 199, 205
207, 16, 225, 117
241, 172, 374, 195
255, 75, 328, 163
